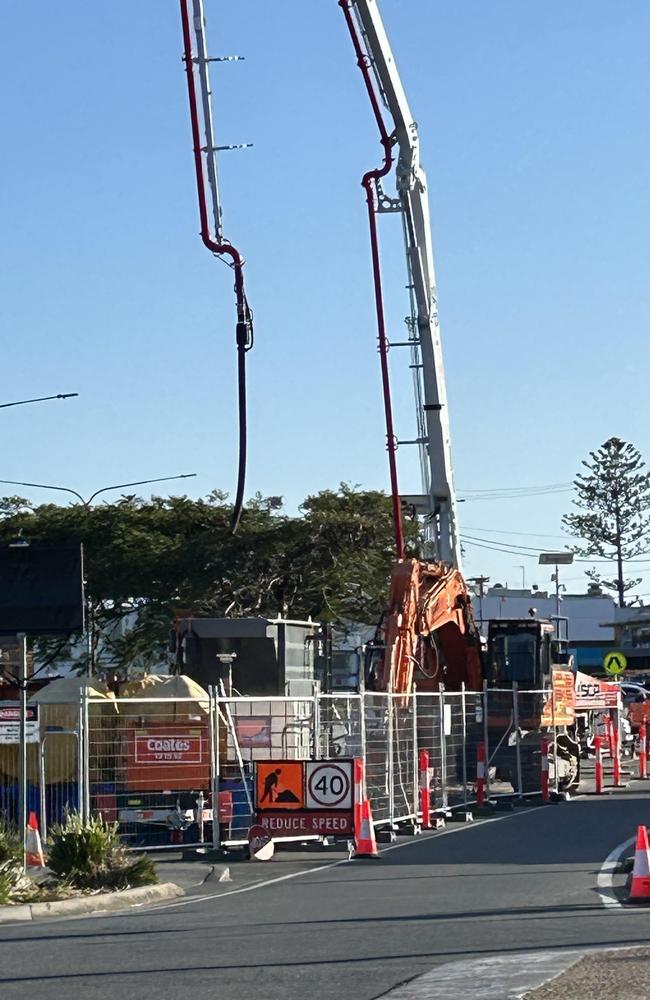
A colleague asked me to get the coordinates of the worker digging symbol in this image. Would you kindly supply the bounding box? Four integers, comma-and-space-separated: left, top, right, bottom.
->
260, 768, 299, 804
256, 761, 304, 810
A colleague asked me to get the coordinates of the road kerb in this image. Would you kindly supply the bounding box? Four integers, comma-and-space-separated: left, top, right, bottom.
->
0, 881, 184, 924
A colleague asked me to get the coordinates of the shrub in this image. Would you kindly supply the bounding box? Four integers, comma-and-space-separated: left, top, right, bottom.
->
47, 812, 158, 891
47, 812, 119, 880
0, 860, 39, 906
0, 820, 22, 864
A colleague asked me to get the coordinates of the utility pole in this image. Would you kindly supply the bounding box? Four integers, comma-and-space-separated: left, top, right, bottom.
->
17, 632, 27, 870
468, 576, 490, 623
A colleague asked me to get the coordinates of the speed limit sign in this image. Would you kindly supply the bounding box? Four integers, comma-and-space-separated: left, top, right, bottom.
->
306, 760, 353, 810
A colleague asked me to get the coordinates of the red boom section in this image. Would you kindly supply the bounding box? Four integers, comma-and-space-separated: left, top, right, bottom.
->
339, 0, 404, 559
179, 0, 253, 531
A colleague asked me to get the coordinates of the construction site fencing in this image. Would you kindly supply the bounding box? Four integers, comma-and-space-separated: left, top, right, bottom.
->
0, 684, 634, 849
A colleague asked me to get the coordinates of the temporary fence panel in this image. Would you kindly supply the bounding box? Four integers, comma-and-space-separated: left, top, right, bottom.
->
217, 696, 316, 845
0, 701, 81, 841
86, 696, 212, 848
364, 694, 392, 825
318, 695, 363, 763
415, 694, 444, 812
390, 693, 418, 825
442, 691, 472, 809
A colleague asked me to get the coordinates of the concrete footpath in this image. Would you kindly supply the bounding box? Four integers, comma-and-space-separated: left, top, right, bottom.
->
525, 946, 650, 999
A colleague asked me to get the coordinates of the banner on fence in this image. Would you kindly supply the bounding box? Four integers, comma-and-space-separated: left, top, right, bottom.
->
574, 672, 620, 711
541, 670, 576, 726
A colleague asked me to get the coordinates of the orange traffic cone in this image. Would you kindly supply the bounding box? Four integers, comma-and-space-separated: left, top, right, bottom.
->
353, 798, 379, 859
628, 825, 650, 902
25, 812, 45, 868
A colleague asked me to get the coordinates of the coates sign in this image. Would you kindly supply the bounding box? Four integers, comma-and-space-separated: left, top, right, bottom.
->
574, 672, 619, 711
134, 732, 202, 765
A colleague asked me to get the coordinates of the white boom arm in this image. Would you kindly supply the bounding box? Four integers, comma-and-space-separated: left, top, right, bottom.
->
352, 0, 461, 568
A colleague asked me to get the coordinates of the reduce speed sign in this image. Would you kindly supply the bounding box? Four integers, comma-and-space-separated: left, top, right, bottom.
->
306, 760, 353, 810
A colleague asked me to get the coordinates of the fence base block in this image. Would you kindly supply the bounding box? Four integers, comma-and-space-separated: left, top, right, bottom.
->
449, 810, 473, 823
376, 828, 398, 844
397, 822, 421, 836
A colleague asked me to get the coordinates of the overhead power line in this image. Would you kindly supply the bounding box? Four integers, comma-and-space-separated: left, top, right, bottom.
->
460, 482, 572, 495
463, 526, 574, 541
461, 535, 650, 565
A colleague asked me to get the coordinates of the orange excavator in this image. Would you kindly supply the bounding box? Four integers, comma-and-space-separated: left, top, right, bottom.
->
340, 1, 483, 695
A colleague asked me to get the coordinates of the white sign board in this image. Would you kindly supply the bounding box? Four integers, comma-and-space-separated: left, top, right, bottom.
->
305, 760, 353, 810
0, 705, 39, 745
574, 672, 619, 711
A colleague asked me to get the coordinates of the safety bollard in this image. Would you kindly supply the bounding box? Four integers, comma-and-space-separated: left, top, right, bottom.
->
640, 722, 648, 779
353, 757, 364, 837
418, 749, 431, 829
541, 737, 549, 802
476, 742, 486, 807
594, 735, 603, 794
612, 721, 622, 786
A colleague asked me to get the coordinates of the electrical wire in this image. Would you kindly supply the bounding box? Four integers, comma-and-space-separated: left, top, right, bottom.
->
461, 482, 572, 494
463, 526, 575, 541
461, 535, 650, 565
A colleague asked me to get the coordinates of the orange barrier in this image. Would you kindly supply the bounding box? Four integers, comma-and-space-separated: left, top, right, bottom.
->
594, 735, 603, 794
629, 825, 650, 902
354, 797, 379, 858
640, 722, 647, 780
25, 811, 45, 868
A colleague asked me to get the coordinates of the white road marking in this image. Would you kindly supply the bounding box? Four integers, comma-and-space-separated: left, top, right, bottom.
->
157, 805, 547, 911
597, 836, 634, 908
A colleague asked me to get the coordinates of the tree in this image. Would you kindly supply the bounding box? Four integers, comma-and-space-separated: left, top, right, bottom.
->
563, 438, 650, 606
0, 485, 418, 673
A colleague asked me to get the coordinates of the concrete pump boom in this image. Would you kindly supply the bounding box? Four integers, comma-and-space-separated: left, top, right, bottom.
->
341, 0, 461, 569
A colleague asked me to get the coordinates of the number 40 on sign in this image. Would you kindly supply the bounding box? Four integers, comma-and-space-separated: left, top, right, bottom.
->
305, 761, 353, 810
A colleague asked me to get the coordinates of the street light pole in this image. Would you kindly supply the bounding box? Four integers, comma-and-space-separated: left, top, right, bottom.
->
0, 474, 197, 676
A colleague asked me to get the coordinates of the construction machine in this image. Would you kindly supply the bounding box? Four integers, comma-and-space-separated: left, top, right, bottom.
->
485, 617, 581, 791
177, 0, 483, 697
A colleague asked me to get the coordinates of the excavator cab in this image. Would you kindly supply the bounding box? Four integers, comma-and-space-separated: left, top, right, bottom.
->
486, 617, 570, 689
484, 616, 579, 792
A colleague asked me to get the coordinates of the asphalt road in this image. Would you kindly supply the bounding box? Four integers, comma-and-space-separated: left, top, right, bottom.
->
2, 783, 650, 1000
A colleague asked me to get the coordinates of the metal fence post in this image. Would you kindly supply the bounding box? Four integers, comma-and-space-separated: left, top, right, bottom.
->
387, 694, 395, 827
18, 632, 27, 869
82, 686, 90, 821
483, 680, 490, 800
512, 681, 523, 799
210, 687, 221, 851
551, 684, 559, 795
360, 688, 367, 799
439, 687, 448, 810
39, 737, 47, 844
77, 690, 84, 820
461, 682, 468, 808
313, 682, 322, 760
412, 687, 419, 818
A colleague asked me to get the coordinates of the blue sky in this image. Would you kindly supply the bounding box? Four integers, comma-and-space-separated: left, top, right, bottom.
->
3, 2, 650, 600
